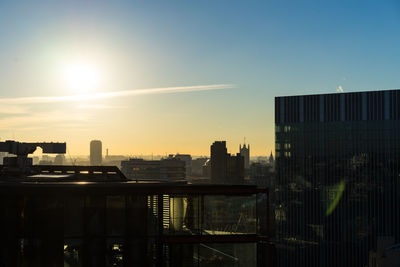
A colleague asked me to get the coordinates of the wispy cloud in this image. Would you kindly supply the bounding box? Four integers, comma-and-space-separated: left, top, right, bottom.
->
0, 84, 234, 105
0, 84, 233, 131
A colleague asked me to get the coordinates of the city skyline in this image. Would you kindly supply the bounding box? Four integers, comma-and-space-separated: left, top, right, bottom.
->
1, 1, 400, 155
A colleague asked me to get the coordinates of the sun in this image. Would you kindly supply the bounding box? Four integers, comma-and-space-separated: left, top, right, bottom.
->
63, 61, 100, 93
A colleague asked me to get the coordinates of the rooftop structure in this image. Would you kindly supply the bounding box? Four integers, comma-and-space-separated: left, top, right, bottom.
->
0, 140, 66, 172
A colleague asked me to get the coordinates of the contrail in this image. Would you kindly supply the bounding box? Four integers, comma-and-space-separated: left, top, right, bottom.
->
0, 84, 234, 105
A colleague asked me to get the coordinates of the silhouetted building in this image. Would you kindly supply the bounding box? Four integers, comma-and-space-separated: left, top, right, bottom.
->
275, 90, 400, 267
54, 154, 65, 165
239, 143, 250, 170
104, 153, 128, 168
211, 141, 228, 183
211, 141, 244, 184
41, 155, 53, 163
121, 158, 185, 181
191, 157, 208, 177
172, 154, 192, 177
90, 140, 102, 166
268, 151, 274, 167
0, 140, 269, 266
227, 153, 245, 184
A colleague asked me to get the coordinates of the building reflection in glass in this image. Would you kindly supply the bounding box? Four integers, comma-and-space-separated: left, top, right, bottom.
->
275, 90, 400, 267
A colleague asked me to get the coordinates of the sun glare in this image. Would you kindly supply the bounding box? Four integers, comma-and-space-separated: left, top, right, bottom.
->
63, 61, 100, 93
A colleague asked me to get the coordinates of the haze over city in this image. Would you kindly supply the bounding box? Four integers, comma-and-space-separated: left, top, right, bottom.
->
1, 0, 400, 156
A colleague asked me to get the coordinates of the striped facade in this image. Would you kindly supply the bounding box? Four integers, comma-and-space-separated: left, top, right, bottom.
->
275, 90, 400, 124
275, 90, 400, 267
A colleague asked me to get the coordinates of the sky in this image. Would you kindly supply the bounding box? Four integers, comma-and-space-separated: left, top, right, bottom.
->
0, 0, 400, 156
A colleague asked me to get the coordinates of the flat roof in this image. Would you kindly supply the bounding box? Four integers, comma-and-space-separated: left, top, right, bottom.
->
275, 88, 400, 98
0, 164, 267, 195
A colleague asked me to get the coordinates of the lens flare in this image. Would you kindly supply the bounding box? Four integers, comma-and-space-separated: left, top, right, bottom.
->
325, 180, 345, 216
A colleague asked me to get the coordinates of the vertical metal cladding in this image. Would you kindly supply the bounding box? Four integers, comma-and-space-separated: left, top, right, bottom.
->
275, 90, 399, 124
274, 89, 400, 267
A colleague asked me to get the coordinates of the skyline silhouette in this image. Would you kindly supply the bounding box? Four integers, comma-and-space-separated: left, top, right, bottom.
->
1, 1, 399, 155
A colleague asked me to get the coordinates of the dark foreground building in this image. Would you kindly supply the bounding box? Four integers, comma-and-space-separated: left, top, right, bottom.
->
275, 90, 400, 267
0, 163, 269, 266
211, 141, 245, 184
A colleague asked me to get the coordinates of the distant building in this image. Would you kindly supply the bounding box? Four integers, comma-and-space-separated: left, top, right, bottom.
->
268, 151, 274, 165
172, 154, 192, 177
54, 154, 65, 165
211, 141, 244, 184
121, 158, 185, 181
227, 153, 245, 184
104, 154, 128, 168
211, 141, 228, 183
39, 155, 53, 165
191, 157, 208, 177
160, 158, 186, 180
239, 143, 250, 170
90, 140, 102, 166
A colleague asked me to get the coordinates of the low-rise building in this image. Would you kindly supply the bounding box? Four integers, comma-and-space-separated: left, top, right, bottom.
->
171, 154, 192, 177
121, 158, 185, 181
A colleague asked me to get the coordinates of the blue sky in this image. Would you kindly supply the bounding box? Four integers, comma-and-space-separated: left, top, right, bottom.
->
0, 0, 399, 155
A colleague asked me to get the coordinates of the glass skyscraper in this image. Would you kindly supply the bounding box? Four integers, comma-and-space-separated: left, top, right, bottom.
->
275, 90, 400, 267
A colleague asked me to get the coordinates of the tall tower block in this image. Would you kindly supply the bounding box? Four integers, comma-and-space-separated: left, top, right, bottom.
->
90, 140, 102, 166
